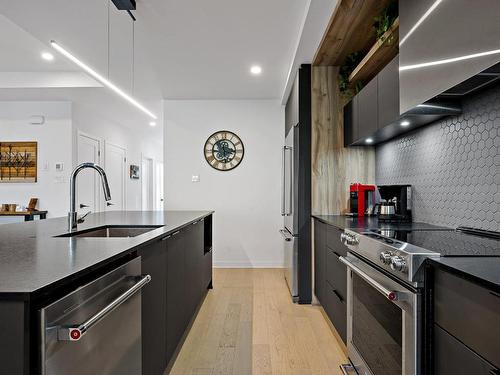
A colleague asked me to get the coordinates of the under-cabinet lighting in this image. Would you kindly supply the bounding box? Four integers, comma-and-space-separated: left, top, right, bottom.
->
50, 40, 157, 120
400, 49, 500, 71
400, 120, 411, 127
365, 138, 374, 144
399, 0, 443, 47
41, 52, 54, 61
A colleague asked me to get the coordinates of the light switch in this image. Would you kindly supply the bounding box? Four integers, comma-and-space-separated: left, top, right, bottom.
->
55, 162, 64, 172
192, 175, 200, 182
43, 162, 50, 171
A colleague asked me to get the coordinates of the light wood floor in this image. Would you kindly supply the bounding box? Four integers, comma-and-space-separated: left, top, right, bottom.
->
168, 268, 348, 375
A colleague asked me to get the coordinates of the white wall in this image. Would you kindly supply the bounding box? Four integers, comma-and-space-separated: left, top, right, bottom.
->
164, 100, 284, 268
0, 101, 72, 218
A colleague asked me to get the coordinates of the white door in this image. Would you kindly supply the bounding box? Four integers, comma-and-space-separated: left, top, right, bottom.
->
155, 162, 164, 210
141, 157, 154, 211
104, 142, 126, 211
77, 133, 101, 214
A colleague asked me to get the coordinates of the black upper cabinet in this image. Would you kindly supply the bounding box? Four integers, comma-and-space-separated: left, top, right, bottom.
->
377, 56, 400, 130
357, 77, 378, 142
343, 95, 358, 147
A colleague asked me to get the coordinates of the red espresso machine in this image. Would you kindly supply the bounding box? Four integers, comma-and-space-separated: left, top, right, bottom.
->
349, 183, 376, 217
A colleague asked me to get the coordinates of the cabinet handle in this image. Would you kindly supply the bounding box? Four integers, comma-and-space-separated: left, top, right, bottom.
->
333, 251, 340, 258
192, 221, 198, 225
172, 231, 180, 237
489, 370, 500, 375
333, 289, 344, 303
161, 235, 171, 241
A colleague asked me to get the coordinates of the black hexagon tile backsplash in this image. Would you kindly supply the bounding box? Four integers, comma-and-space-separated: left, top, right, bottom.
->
376, 84, 500, 231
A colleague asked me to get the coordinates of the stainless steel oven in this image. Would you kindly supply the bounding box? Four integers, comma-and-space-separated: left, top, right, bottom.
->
339, 253, 420, 375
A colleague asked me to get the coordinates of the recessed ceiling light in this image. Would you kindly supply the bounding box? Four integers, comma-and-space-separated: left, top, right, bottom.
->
400, 120, 411, 127
250, 65, 262, 75
149, 121, 157, 127
41, 52, 54, 61
365, 138, 374, 144
50, 40, 157, 120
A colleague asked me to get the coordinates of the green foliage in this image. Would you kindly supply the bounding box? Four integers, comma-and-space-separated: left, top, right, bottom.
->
373, 0, 398, 43
338, 52, 364, 96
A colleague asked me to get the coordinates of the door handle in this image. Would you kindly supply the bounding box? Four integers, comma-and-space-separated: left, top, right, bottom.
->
79, 204, 89, 209
106, 202, 114, 207
56, 275, 151, 341
281, 146, 286, 216
339, 256, 402, 302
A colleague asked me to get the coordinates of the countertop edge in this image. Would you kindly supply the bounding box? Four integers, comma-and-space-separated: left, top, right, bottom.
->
1, 211, 214, 298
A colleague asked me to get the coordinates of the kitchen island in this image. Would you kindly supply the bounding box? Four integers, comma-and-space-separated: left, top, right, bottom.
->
0, 210, 214, 375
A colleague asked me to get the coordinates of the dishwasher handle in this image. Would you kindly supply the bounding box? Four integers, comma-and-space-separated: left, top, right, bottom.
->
57, 274, 151, 341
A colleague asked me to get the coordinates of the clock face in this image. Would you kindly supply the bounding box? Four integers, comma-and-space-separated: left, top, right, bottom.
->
204, 131, 244, 171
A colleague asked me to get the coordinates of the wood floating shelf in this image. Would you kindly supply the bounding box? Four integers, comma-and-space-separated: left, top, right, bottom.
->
313, 0, 393, 66
348, 18, 399, 87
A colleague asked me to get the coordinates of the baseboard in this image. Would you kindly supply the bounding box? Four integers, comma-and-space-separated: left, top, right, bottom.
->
213, 260, 285, 268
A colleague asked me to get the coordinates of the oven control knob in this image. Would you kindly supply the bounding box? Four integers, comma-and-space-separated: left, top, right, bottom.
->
391, 256, 407, 272
380, 251, 393, 265
344, 233, 359, 246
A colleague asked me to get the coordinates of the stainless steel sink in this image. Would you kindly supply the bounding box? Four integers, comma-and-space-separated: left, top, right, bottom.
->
57, 225, 163, 238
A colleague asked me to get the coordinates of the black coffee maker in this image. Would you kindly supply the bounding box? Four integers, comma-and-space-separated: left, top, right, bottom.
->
376, 185, 412, 222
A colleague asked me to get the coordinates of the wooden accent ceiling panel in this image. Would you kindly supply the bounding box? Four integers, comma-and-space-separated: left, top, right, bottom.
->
311, 67, 375, 215
313, 0, 391, 66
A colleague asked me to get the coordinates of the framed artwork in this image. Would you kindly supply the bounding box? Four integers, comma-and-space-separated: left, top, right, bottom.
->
130, 164, 140, 179
204, 130, 244, 171
0, 142, 38, 183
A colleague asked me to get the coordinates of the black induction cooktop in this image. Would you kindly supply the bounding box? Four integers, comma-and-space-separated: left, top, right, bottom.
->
370, 227, 500, 257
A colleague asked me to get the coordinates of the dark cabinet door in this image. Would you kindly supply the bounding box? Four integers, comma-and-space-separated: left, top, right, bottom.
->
434, 269, 500, 368
139, 239, 168, 375
434, 324, 498, 375
314, 220, 326, 304
185, 221, 204, 319
343, 95, 359, 146
324, 283, 347, 343
357, 77, 378, 141
166, 230, 187, 363
378, 55, 400, 128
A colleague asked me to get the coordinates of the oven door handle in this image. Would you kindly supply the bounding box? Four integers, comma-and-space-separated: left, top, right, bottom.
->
339, 256, 400, 301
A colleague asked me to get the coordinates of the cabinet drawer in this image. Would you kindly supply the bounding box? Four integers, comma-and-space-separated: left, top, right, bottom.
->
326, 226, 347, 257
434, 270, 500, 368
434, 324, 498, 375
324, 283, 347, 343
326, 248, 347, 301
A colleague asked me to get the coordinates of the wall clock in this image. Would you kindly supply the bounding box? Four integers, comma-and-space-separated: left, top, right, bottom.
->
204, 130, 244, 171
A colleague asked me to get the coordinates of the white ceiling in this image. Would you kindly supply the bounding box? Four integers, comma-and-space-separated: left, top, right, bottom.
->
136, 0, 310, 99
0, 0, 336, 103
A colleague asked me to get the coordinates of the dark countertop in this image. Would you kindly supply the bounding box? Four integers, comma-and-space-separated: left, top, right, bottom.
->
312, 214, 449, 231
0, 210, 213, 297
312, 214, 500, 291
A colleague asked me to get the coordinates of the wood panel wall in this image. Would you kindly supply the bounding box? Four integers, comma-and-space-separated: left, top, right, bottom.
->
311, 66, 375, 215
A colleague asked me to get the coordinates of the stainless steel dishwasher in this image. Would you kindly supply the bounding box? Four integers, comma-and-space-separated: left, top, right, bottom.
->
40, 257, 151, 375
